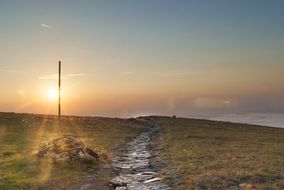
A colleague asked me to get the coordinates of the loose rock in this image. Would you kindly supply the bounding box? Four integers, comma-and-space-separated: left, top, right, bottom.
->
110, 123, 169, 190
35, 136, 100, 161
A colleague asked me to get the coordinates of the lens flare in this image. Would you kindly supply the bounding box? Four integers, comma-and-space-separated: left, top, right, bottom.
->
48, 89, 58, 101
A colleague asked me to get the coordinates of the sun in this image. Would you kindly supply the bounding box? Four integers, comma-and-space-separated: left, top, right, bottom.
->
48, 88, 58, 101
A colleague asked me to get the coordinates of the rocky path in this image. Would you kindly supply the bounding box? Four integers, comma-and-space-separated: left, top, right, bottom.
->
109, 123, 169, 190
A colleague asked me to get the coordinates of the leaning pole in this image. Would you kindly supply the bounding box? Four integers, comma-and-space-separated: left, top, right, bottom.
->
58, 61, 61, 120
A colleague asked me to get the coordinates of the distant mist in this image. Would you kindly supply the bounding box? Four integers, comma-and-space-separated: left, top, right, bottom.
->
208, 113, 284, 129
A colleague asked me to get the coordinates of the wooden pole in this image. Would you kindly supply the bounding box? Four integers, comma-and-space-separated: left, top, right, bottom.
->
58, 61, 61, 119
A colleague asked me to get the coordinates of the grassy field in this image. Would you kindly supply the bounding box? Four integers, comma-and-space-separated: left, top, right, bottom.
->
150, 116, 284, 190
0, 112, 145, 189
1, 113, 284, 190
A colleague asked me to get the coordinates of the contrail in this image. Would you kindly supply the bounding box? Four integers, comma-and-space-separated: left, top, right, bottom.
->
40, 23, 50, 29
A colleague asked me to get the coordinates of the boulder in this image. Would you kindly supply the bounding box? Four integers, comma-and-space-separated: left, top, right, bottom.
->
35, 136, 100, 161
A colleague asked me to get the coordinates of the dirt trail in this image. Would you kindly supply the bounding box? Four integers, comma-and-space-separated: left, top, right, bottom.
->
109, 121, 169, 190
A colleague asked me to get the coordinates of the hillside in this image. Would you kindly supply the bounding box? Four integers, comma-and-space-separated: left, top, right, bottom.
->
150, 116, 284, 189
0, 113, 284, 189
0, 112, 145, 189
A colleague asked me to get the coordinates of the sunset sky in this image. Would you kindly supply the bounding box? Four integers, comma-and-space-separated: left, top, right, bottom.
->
0, 0, 283, 118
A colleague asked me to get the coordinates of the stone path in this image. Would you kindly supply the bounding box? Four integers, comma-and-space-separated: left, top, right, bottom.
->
109, 123, 169, 190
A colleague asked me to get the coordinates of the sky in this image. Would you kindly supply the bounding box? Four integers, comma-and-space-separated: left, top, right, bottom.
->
0, 0, 284, 120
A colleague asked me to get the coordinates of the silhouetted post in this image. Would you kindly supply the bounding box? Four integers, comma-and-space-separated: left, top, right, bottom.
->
58, 61, 61, 120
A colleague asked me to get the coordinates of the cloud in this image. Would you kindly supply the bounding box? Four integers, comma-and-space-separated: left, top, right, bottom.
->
17, 90, 25, 95
152, 72, 189, 76
0, 68, 22, 73
66, 73, 85, 77
40, 23, 50, 29
39, 74, 60, 80
39, 73, 85, 80
209, 113, 284, 129
120, 72, 135, 76
194, 97, 236, 108
118, 71, 192, 77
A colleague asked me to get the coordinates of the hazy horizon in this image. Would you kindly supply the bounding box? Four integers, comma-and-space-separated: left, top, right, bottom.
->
1, 1, 283, 122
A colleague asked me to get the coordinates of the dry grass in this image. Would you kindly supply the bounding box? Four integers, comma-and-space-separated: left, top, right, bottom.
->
150, 116, 284, 190
2, 113, 284, 189
0, 112, 145, 189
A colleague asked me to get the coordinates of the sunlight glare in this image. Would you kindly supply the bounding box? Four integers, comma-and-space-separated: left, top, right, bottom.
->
48, 89, 58, 101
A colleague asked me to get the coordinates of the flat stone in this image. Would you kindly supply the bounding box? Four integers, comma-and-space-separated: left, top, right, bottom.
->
109, 125, 169, 190
144, 177, 162, 184
79, 184, 92, 190
115, 187, 127, 190
109, 176, 128, 186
